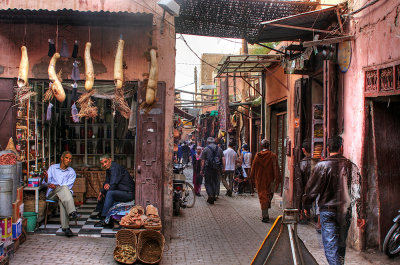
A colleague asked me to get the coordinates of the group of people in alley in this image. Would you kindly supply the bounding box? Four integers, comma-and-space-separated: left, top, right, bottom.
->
188, 135, 363, 265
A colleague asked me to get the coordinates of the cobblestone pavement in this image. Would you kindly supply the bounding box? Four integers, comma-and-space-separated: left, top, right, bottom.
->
10, 166, 400, 265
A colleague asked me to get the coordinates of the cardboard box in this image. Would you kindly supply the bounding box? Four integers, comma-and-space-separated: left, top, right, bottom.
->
12, 219, 22, 240
73, 192, 85, 205
72, 177, 86, 193
0, 218, 12, 243
11, 202, 19, 223
16, 187, 23, 203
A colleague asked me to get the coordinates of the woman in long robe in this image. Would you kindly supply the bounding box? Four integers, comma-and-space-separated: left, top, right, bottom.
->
193, 146, 203, 196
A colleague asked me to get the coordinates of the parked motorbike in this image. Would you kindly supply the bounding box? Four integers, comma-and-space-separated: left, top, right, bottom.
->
383, 210, 400, 257
172, 163, 196, 216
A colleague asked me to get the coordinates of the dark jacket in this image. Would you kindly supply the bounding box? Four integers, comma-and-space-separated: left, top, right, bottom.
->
103, 162, 135, 193
302, 154, 362, 218
294, 157, 318, 210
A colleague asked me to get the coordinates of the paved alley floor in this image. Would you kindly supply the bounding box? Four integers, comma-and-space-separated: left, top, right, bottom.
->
10, 166, 400, 265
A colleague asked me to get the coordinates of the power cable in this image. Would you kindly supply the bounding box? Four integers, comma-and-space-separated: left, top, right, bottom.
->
179, 34, 219, 70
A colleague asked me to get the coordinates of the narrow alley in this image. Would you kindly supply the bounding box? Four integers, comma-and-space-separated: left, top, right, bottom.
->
9, 166, 399, 265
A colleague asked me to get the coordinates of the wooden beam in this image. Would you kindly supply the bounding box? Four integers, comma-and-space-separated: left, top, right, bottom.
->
266, 23, 337, 35
302, 35, 355, 47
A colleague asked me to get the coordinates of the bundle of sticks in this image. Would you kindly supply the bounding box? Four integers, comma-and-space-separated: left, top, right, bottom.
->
76, 89, 98, 118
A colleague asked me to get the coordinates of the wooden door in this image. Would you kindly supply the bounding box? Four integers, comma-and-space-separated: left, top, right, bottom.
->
323, 60, 337, 157
135, 82, 166, 213
371, 100, 400, 248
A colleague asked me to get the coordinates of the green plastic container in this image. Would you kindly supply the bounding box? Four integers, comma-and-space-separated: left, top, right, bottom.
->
23, 212, 37, 232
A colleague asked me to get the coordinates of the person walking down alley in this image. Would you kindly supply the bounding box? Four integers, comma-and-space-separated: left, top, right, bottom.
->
302, 136, 365, 265
294, 138, 318, 223
222, 142, 238, 197
46, 151, 80, 236
182, 142, 190, 165
201, 137, 224, 204
193, 146, 203, 196
250, 139, 280, 223
94, 154, 135, 227
240, 144, 253, 194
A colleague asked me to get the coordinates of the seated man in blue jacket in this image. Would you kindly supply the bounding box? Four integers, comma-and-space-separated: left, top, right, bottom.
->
94, 154, 135, 227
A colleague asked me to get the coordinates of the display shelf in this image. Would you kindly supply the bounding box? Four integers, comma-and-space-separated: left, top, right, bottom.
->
312, 104, 324, 159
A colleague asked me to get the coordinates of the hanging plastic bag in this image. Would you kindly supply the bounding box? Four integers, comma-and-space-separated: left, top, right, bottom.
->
46, 102, 53, 121
71, 103, 79, 123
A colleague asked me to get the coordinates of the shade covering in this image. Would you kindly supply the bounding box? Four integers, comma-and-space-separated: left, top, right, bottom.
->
254, 6, 339, 42
217, 54, 282, 77
175, 0, 318, 43
174, 106, 196, 121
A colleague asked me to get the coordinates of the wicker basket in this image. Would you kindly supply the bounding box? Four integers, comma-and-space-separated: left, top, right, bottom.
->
114, 230, 137, 264
137, 230, 165, 264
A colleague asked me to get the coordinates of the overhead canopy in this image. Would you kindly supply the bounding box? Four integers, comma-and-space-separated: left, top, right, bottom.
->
175, 0, 320, 43
174, 106, 196, 121
254, 6, 340, 42
217, 54, 282, 77
0, 8, 153, 27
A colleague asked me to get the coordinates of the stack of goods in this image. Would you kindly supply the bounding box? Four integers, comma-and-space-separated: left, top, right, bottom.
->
114, 230, 137, 264
143, 205, 162, 230
120, 206, 145, 229
23, 191, 46, 220
0, 153, 16, 165
313, 144, 323, 159
72, 175, 86, 205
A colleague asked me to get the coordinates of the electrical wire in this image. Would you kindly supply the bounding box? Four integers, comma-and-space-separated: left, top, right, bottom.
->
179, 34, 219, 70
175, 82, 195, 89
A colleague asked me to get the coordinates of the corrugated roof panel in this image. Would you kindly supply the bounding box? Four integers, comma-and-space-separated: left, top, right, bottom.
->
0, 8, 153, 27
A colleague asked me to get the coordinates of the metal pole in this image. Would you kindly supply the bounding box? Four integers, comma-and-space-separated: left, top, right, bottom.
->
194, 66, 198, 108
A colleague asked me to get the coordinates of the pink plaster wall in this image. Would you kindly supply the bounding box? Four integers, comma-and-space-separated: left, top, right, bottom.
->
343, 0, 400, 168
342, 0, 400, 250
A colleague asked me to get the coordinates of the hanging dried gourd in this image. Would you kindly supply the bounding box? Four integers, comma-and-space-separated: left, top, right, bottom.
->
114, 39, 124, 89
146, 48, 158, 105
17, 46, 29, 88
84, 42, 94, 91
113, 38, 131, 119
47, 53, 66, 102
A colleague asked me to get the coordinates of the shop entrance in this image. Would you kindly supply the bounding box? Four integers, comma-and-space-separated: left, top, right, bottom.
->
270, 100, 287, 178
364, 97, 400, 249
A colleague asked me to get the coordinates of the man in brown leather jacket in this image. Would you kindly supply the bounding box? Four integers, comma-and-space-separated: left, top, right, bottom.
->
302, 136, 365, 265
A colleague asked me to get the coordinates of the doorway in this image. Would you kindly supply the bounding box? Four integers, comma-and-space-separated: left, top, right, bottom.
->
270, 100, 287, 178
365, 97, 400, 249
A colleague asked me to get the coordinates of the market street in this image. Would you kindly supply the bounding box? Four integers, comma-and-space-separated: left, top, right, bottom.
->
9, 166, 399, 265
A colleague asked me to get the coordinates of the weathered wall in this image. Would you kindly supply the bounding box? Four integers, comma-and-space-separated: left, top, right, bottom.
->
0, 0, 176, 240
265, 67, 290, 105
343, 0, 400, 250
0, 24, 150, 81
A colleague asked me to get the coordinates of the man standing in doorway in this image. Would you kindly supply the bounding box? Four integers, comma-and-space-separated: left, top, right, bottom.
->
302, 136, 365, 265
94, 154, 135, 227
222, 142, 238, 197
250, 139, 280, 223
46, 151, 80, 236
201, 137, 224, 204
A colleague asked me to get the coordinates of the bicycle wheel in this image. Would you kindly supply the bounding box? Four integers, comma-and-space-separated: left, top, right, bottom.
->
183, 182, 196, 208
383, 222, 400, 257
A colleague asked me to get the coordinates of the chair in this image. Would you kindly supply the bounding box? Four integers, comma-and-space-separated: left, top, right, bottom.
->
44, 199, 78, 228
